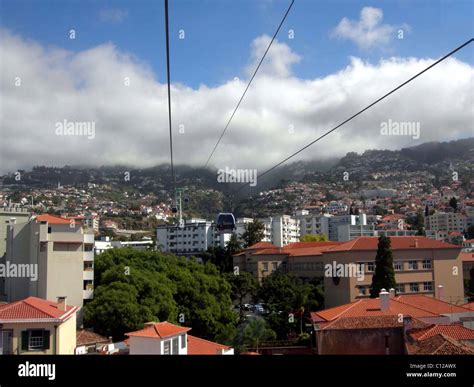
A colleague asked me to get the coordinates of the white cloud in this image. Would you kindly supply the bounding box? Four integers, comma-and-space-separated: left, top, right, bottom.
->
331, 7, 399, 49
0, 29, 472, 176
99, 8, 128, 23
245, 35, 301, 78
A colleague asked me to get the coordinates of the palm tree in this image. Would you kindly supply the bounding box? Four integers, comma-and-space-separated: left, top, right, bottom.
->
243, 318, 276, 352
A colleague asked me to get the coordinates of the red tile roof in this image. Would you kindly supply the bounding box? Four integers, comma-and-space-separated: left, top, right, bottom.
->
0, 297, 77, 321
395, 295, 470, 314
76, 330, 110, 346
283, 241, 344, 250
408, 334, 474, 355
247, 242, 277, 250
410, 324, 474, 341
321, 315, 429, 330
311, 297, 440, 324
461, 302, 474, 311
187, 335, 232, 355
326, 237, 460, 252
36, 214, 71, 225
126, 322, 191, 339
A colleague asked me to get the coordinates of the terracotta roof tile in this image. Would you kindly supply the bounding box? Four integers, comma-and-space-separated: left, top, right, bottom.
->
76, 330, 110, 346
0, 297, 77, 321
409, 334, 474, 355
395, 295, 470, 314
36, 214, 71, 225
311, 297, 439, 323
326, 236, 460, 252
409, 324, 474, 341
187, 335, 231, 355
126, 321, 191, 339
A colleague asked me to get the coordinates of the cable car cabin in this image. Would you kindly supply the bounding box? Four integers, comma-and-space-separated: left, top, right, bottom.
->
216, 213, 236, 234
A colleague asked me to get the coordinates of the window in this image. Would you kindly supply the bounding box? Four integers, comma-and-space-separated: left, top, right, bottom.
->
395, 284, 405, 294
358, 286, 366, 296
172, 337, 179, 354
84, 243, 93, 252
422, 260, 432, 269
21, 330, 49, 351
47, 227, 51, 234
423, 282, 433, 292
163, 340, 171, 355
272, 262, 278, 271
181, 334, 186, 349
394, 261, 403, 271
367, 262, 375, 272
409, 283, 419, 293
262, 262, 268, 271
408, 261, 418, 270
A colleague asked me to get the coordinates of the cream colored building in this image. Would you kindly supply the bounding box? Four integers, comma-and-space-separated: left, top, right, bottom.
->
234, 237, 465, 308
0, 296, 77, 355
4, 214, 94, 323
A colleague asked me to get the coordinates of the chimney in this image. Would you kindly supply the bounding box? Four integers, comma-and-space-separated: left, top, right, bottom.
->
389, 288, 396, 298
379, 289, 390, 311
437, 285, 444, 300
57, 296, 67, 311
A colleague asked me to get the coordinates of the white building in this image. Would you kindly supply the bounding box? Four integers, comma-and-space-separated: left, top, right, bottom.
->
156, 219, 228, 255
94, 237, 154, 255
295, 210, 368, 241
236, 215, 300, 247
126, 321, 233, 355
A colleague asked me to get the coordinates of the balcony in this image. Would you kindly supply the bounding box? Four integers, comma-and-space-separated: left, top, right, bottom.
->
83, 251, 94, 261
83, 270, 94, 280
83, 288, 94, 299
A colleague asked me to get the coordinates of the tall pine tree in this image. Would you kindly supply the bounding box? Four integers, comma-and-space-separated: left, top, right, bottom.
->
370, 236, 396, 298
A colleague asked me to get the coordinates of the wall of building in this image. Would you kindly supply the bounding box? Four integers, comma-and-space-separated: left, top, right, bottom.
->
316, 328, 404, 355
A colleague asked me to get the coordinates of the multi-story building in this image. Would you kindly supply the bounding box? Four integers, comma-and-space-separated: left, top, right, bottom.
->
0, 207, 31, 300
236, 215, 300, 247
234, 236, 465, 308
156, 218, 228, 255
295, 210, 369, 241
4, 214, 94, 323
425, 212, 467, 234
262, 215, 300, 247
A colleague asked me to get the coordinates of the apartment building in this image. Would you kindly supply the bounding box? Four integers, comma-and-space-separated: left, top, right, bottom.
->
4, 214, 94, 323
233, 236, 465, 308
425, 212, 467, 233
295, 210, 368, 241
0, 207, 31, 300
235, 215, 300, 247
156, 218, 228, 255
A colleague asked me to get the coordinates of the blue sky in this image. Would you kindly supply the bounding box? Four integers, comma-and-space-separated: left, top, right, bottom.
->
0, 0, 472, 173
1, 0, 473, 88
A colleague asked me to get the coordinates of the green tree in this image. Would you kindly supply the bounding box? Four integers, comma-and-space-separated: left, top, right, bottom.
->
449, 197, 458, 212
241, 220, 265, 248
225, 271, 258, 322
299, 234, 328, 242
242, 318, 276, 352
257, 271, 311, 338
370, 236, 396, 298
84, 249, 237, 342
